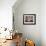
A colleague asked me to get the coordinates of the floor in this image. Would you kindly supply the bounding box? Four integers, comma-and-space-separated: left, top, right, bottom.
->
0, 39, 16, 46
0, 33, 23, 46
0, 39, 24, 46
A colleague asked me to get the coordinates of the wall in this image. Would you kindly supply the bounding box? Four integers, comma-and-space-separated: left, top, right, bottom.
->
41, 0, 46, 46
0, 0, 16, 30
13, 0, 41, 46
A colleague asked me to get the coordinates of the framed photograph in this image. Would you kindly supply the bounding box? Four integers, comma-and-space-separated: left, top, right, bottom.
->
23, 14, 36, 25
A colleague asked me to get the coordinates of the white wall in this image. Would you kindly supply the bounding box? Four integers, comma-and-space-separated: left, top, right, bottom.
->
41, 0, 46, 46
0, 0, 16, 30
13, 0, 41, 46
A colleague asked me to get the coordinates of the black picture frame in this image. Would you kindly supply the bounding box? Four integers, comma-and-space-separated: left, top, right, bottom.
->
23, 14, 36, 25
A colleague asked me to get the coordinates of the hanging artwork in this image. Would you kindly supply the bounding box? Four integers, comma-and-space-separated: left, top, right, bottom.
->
23, 14, 36, 25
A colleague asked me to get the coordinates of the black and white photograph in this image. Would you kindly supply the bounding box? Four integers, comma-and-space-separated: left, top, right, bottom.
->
23, 14, 36, 25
